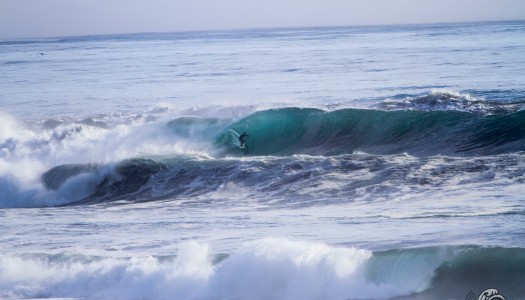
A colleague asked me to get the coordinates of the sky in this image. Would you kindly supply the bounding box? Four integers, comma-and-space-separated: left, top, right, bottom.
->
1, 0, 525, 39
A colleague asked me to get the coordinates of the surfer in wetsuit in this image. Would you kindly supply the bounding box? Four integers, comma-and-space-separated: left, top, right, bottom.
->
239, 132, 249, 148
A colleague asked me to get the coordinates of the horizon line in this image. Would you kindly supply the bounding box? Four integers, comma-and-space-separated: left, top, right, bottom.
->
2, 18, 524, 41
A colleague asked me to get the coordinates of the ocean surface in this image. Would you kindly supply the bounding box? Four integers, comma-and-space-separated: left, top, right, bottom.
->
1, 21, 525, 299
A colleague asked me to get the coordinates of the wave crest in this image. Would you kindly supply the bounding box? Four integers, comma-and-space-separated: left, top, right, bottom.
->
378, 90, 525, 114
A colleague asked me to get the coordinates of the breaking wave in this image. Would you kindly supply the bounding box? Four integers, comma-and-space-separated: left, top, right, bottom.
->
1, 90, 525, 207
1, 238, 523, 300
218, 106, 525, 156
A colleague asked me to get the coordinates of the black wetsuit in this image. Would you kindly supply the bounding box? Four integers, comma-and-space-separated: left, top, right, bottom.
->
239, 132, 248, 147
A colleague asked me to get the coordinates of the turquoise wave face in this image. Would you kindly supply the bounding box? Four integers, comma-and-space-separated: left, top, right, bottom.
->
217, 108, 525, 156
217, 108, 323, 155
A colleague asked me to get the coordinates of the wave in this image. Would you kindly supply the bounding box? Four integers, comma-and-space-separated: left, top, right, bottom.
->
2, 91, 525, 207
217, 107, 525, 156
19, 151, 523, 207
0, 238, 523, 300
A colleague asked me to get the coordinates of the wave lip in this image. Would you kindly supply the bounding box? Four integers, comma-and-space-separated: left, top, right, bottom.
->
42, 164, 100, 190
38, 158, 169, 205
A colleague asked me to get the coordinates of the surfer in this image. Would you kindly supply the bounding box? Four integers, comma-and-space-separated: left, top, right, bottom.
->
239, 132, 249, 148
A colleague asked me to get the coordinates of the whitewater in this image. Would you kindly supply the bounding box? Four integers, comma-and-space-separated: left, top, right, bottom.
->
1, 21, 525, 299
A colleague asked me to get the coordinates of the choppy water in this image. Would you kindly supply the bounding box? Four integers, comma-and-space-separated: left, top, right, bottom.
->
1, 21, 525, 300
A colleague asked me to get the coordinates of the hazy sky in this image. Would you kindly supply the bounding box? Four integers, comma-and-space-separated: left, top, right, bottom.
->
1, 0, 525, 38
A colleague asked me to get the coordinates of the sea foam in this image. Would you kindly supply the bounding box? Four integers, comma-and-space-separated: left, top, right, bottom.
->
0, 238, 426, 300
0, 110, 216, 208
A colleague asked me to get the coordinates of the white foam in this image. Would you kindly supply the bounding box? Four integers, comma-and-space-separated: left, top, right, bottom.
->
0, 238, 430, 300
0, 242, 211, 300
379, 89, 498, 113
429, 89, 476, 101
0, 111, 221, 208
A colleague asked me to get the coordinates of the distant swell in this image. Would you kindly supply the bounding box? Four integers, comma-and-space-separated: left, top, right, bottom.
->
378, 90, 525, 114
218, 108, 525, 156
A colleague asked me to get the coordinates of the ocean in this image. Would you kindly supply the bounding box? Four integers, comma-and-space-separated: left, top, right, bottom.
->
1, 21, 524, 299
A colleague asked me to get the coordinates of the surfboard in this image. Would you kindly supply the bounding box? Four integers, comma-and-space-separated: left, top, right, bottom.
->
228, 129, 243, 148
229, 129, 240, 137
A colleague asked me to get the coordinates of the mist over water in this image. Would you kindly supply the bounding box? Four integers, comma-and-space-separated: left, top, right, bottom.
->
1, 21, 525, 299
